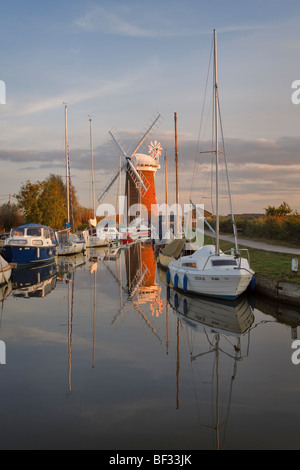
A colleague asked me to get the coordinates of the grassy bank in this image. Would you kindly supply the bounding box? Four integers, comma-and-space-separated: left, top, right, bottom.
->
205, 235, 300, 285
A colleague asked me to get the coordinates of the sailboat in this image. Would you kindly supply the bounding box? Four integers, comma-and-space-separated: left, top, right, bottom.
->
83, 118, 111, 248
168, 30, 254, 300
57, 104, 85, 256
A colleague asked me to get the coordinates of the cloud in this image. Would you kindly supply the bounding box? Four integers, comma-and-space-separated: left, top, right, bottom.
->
2, 132, 300, 170
1, 131, 299, 212
73, 5, 262, 39
74, 6, 157, 37
9, 77, 136, 117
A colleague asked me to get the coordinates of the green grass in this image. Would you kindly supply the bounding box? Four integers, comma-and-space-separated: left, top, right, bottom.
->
205, 235, 300, 284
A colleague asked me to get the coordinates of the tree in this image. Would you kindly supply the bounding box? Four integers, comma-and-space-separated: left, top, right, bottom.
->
0, 203, 24, 231
39, 174, 67, 228
265, 201, 293, 217
15, 180, 43, 223
15, 174, 81, 229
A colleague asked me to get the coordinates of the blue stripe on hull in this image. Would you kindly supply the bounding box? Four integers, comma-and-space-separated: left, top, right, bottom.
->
1, 245, 57, 268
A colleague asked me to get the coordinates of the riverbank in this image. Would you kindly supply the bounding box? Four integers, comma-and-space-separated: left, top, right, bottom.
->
214, 233, 300, 305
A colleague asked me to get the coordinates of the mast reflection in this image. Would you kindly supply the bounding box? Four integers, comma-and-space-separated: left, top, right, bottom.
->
168, 287, 254, 449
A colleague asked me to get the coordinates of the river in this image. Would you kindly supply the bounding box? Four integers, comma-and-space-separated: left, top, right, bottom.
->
0, 241, 299, 450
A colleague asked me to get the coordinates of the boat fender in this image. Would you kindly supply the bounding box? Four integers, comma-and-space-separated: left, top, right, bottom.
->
183, 275, 188, 292
250, 274, 255, 291
166, 270, 170, 285
183, 298, 188, 315
174, 273, 178, 289
174, 293, 178, 309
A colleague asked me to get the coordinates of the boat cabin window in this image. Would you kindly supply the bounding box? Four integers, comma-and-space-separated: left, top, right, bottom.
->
27, 227, 42, 237
211, 259, 237, 267
11, 228, 25, 236
182, 262, 197, 268
43, 228, 50, 239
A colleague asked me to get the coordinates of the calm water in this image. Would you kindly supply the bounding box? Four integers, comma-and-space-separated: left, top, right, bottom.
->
0, 241, 300, 450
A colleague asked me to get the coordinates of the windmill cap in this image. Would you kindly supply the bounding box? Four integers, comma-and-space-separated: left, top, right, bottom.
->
131, 153, 160, 168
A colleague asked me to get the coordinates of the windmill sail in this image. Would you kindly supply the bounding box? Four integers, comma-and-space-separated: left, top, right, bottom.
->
97, 113, 161, 203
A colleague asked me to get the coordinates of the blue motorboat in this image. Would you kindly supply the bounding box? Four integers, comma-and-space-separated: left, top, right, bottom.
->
1, 224, 58, 267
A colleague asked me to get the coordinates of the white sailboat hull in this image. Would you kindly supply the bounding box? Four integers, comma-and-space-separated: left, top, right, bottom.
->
168, 265, 253, 300
85, 235, 110, 248
57, 241, 85, 256
168, 245, 254, 300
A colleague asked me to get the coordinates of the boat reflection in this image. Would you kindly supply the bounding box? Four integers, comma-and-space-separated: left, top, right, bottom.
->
11, 262, 57, 298
86, 245, 122, 262
166, 285, 254, 449
56, 252, 87, 276
168, 288, 255, 336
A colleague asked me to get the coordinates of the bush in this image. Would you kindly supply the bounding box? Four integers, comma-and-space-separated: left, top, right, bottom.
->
218, 214, 300, 246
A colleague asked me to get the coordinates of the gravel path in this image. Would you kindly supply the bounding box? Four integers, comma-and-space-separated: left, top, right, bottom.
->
218, 233, 300, 255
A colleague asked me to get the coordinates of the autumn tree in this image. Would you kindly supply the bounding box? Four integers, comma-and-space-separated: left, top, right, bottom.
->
15, 174, 81, 229
0, 203, 24, 231
15, 180, 43, 224
39, 174, 67, 228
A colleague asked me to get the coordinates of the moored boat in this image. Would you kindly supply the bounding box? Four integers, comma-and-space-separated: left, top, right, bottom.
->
0, 255, 12, 285
168, 30, 254, 300
158, 237, 186, 270
57, 230, 85, 256
1, 224, 58, 268
57, 104, 86, 256
168, 244, 254, 300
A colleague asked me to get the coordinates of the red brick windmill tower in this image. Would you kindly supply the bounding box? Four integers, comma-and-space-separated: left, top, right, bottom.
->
97, 114, 162, 225
126, 139, 162, 223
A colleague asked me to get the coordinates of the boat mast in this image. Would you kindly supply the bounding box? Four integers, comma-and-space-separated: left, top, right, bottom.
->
214, 29, 220, 255
89, 117, 96, 220
174, 112, 179, 236
65, 104, 70, 225
165, 149, 169, 230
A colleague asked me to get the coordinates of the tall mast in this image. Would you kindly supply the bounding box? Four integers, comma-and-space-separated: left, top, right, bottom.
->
164, 149, 168, 230
65, 104, 70, 225
214, 29, 220, 255
174, 112, 179, 235
89, 117, 96, 219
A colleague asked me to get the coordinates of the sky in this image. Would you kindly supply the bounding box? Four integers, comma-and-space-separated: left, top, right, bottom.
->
1, 0, 300, 216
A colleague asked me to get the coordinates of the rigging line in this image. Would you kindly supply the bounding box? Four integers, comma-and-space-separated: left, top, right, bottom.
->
211, 85, 215, 216
190, 36, 214, 201
217, 91, 238, 249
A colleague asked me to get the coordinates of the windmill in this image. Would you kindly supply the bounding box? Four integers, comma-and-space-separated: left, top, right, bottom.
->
97, 113, 162, 224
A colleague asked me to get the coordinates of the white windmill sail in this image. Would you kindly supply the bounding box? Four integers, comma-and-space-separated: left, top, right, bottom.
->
97, 113, 161, 204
